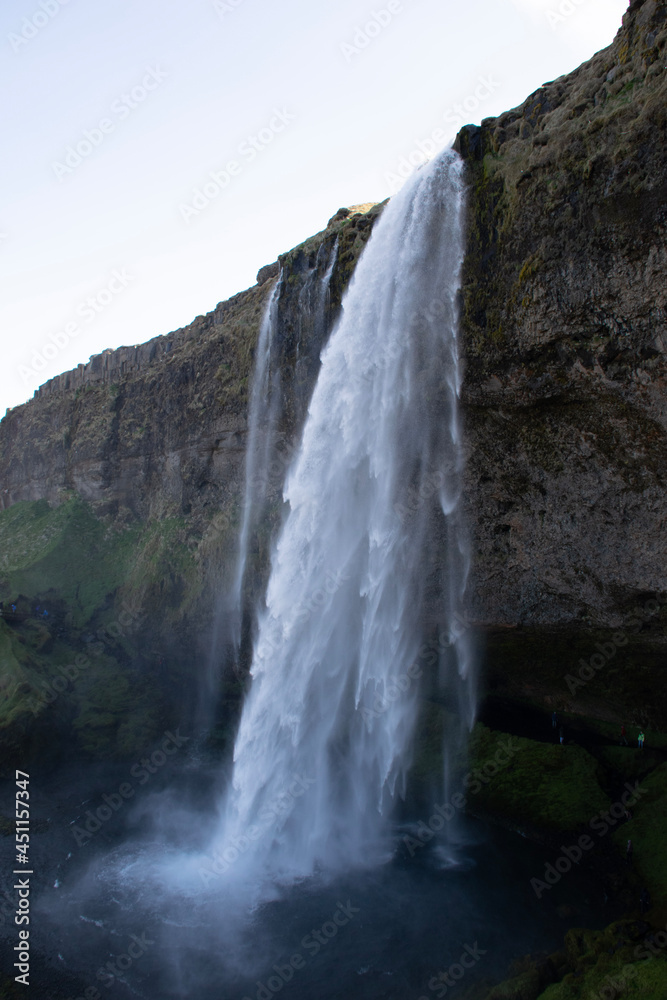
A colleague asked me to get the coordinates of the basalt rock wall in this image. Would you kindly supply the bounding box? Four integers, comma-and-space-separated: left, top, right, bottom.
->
1, 1, 666, 754
0, 206, 382, 759
453, 0, 667, 715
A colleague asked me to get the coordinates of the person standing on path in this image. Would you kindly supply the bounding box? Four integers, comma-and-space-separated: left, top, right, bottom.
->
552, 711, 558, 731
638, 731, 645, 750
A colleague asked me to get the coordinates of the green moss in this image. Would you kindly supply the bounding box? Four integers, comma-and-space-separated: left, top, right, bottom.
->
537, 953, 667, 1000
574, 717, 667, 753
486, 968, 541, 999
0, 496, 140, 626
479, 920, 667, 1000
612, 762, 667, 910
0, 497, 202, 756
517, 254, 542, 286
593, 745, 662, 783
73, 660, 159, 758
0, 495, 211, 633
464, 724, 609, 832
0, 498, 65, 572
0, 620, 49, 728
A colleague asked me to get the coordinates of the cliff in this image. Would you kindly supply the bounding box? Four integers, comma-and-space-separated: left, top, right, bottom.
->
0, 0, 666, 759
454, 0, 667, 715
0, 204, 383, 758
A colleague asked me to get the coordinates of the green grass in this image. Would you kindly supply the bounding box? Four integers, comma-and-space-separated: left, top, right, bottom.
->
594, 744, 663, 784
0, 496, 195, 755
567, 715, 667, 752
0, 495, 140, 626
72, 660, 160, 757
0, 496, 213, 631
464, 724, 610, 832
612, 762, 667, 911
481, 921, 667, 1000
537, 953, 667, 1000
0, 621, 34, 727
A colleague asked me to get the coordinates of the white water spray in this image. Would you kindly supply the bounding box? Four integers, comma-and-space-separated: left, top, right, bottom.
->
213, 148, 472, 883
226, 240, 340, 666
231, 277, 283, 652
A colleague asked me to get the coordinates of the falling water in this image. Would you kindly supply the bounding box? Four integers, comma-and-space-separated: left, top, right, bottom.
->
213, 147, 472, 883
229, 239, 340, 666
202, 241, 339, 705
230, 276, 283, 654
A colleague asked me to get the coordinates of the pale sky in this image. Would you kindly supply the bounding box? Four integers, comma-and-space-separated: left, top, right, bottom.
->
1, 0, 629, 414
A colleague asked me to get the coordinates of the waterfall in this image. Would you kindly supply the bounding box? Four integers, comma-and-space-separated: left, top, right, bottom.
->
231, 240, 340, 663
231, 277, 283, 655
204, 241, 339, 697
212, 147, 472, 884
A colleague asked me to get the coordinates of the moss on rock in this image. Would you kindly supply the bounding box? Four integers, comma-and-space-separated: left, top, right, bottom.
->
612, 761, 667, 912
463, 723, 610, 834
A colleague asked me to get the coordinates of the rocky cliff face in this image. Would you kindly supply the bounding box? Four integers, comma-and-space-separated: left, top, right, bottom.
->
0, 205, 383, 758
1, 204, 382, 527
453, 0, 667, 714
0, 0, 666, 757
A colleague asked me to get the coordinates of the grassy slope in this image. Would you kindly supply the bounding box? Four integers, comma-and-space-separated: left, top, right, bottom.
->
0, 495, 204, 759
454, 718, 667, 1000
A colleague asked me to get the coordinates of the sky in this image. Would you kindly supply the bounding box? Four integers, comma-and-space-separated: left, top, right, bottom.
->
1, 0, 629, 415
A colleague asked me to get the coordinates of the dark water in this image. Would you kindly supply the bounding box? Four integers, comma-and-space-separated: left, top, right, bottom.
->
0, 761, 613, 1000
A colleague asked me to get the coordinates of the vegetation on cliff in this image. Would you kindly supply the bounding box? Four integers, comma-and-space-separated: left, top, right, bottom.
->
0, 3, 664, 998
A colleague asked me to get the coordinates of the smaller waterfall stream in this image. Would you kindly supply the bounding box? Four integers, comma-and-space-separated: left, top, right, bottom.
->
231, 277, 283, 654
232, 240, 339, 661
204, 241, 339, 699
